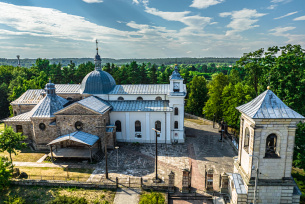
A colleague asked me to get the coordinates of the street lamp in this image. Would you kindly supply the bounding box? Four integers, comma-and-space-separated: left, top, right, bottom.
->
152, 128, 161, 182
115, 146, 119, 168
249, 154, 259, 204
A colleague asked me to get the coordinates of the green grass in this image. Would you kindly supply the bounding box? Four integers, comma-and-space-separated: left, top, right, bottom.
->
139, 191, 166, 204
1, 186, 116, 204
292, 167, 305, 204
17, 167, 94, 182
0, 145, 46, 162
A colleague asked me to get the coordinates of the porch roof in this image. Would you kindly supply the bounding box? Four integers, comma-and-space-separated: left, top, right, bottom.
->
47, 131, 99, 146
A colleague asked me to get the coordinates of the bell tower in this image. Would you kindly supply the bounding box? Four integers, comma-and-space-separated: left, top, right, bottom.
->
228, 88, 303, 204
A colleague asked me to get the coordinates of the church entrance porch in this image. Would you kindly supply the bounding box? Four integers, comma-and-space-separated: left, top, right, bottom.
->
47, 131, 102, 162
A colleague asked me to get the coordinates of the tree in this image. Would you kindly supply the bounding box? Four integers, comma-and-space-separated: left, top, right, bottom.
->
0, 126, 26, 164
293, 122, 305, 170
149, 64, 158, 84
0, 156, 12, 190
222, 82, 255, 129
186, 76, 208, 116
203, 73, 229, 120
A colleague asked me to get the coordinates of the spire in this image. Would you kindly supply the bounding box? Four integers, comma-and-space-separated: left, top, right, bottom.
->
45, 78, 56, 95
170, 64, 183, 80
94, 39, 102, 71
16, 55, 20, 67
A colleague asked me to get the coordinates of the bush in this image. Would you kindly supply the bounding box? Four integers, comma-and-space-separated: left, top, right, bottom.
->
139, 192, 165, 204
3, 195, 26, 204
49, 195, 88, 204
0, 156, 12, 190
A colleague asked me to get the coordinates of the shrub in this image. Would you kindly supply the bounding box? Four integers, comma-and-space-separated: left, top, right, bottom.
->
139, 192, 165, 204
0, 156, 12, 190
49, 195, 88, 204
3, 195, 26, 204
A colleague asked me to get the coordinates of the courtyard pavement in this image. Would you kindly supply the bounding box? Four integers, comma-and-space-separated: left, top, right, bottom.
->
89, 119, 237, 192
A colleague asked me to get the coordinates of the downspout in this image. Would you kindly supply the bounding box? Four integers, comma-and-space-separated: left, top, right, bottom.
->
164, 94, 167, 144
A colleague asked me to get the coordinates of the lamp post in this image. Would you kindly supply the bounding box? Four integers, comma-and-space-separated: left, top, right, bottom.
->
250, 155, 259, 204
115, 146, 119, 168
152, 128, 161, 182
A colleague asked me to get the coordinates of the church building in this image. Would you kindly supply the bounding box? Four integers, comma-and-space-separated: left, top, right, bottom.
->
3, 43, 186, 151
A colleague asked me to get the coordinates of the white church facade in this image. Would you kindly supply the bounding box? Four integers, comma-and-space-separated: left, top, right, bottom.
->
3, 43, 186, 150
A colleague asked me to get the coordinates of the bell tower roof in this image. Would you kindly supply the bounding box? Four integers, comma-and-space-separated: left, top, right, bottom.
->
236, 89, 304, 119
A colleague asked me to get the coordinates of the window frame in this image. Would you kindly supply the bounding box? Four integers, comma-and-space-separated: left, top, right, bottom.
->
174, 107, 179, 115
115, 120, 122, 132
135, 120, 141, 132
174, 121, 178, 129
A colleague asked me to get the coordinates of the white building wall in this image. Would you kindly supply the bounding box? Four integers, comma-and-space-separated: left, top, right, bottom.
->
96, 94, 169, 101
109, 111, 169, 143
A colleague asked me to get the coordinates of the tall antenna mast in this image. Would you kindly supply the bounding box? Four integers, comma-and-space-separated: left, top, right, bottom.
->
16, 55, 20, 67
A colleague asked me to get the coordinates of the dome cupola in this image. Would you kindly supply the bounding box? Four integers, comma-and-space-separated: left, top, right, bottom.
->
80, 40, 116, 94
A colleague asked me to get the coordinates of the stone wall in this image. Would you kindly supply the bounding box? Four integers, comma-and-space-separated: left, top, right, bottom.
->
11, 104, 36, 115
31, 118, 57, 150
4, 121, 33, 141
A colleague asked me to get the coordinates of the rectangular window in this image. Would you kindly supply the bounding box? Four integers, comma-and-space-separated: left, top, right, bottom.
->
16, 125, 23, 134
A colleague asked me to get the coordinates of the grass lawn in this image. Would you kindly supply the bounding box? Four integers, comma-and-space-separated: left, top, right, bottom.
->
1, 185, 116, 204
17, 167, 94, 181
0, 145, 46, 162
292, 167, 305, 204
139, 191, 166, 204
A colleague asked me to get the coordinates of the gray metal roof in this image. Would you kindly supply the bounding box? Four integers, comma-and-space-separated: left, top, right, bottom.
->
77, 96, 112, 114
236, 90, 305, 119
2, 111, 32, 122
11, 89, 44, 105
80, 70, 116, 94
31, 95, 69, 118
47, 131, 99, 146
55, 84, 81, 93
109, 100, 172, 112
11, 85, 81, 105
109, 84, 170, 95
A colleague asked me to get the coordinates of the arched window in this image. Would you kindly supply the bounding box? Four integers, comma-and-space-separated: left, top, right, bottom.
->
75, 121, 83, 131
265, 134, 278, 158
115, 120, 121, 132
244, 127, 250, 152
14, 111, 17, 116
155, 121, 161, 132
118, 96, 124, 101
137, 97, 143, 101
135, 120, 141, 132
174, 107, 179, 115
155, 96, 162, 101
174, 121, 178, 129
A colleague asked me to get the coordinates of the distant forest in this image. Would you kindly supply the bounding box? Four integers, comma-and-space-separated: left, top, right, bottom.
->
0, 57, 239, 68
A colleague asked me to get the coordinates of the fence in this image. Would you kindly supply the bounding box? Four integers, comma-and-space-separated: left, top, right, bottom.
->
13, 175, 170, 191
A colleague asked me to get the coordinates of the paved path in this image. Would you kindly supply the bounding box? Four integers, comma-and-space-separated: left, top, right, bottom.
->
113, 188, 141, 204
13, 161, 97, 169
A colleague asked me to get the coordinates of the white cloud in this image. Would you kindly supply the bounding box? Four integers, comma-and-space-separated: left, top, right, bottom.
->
267, 4, 277, 9
220, 8, 267, 36
132, 0, 139, 4
190, 0, 224, 9
294, 15, 305, 21
274, 11, 297, 19
144, 6, 211, 31
269, 26, 305, 46
82, 0, 103, 3
271, 0, 291, 3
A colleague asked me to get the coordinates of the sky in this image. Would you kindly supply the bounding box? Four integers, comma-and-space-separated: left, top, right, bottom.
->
0, 0, 304, 59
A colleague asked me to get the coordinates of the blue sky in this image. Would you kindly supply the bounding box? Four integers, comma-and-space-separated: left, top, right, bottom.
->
0, 0, 304, 59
